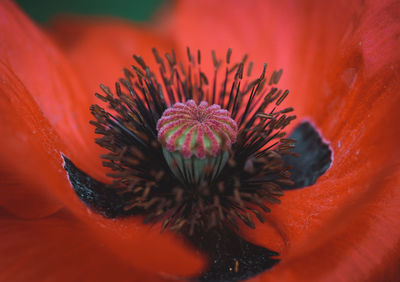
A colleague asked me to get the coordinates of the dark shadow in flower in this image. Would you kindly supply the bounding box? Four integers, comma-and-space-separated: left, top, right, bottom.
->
63, 156, 279, 281
62, 120, 332, 281
185, 227, 279, 282
63, 156, 144, 218
282, 121, 333, 190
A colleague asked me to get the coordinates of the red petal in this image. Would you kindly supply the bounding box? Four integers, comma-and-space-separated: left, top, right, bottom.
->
251, 169, 400, 281
172, 0, 357, 118
173, 0, 400, 279
0, 4, 207, 277
0, 59, 205, 279
0, 61, 67, 218
0, 0, 105, 178
0, 209, 193, 281
76, 214, 205, 277
49, 16, 174, 102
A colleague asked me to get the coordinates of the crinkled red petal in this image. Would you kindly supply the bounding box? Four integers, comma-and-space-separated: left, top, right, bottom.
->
172, 0, 400, 280
0, 2, 206, 277
49, 16, 175, 104
0, 0, 106, 180
0, 61, 68, 218
0, 208, 192, 281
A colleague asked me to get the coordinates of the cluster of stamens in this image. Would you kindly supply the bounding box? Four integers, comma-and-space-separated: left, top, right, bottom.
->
89, 47, 296, 235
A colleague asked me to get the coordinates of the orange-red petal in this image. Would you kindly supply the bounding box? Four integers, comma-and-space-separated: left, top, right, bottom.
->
2, 0, 398, 279
0, 0, 105, 179
251, 168, 400, 281
49, 15, 174, 103
0, 2, 206, 277
0, 60, 68, 218
172, 0, 400, 280
0, 208, 178, 282
0, 57, 205, 280
172, 0, 361, 118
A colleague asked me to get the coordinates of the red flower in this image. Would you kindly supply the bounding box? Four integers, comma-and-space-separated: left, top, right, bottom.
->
1, 0, 399, 281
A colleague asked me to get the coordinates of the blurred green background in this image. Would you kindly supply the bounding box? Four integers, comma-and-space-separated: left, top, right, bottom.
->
16, 0, 164, 23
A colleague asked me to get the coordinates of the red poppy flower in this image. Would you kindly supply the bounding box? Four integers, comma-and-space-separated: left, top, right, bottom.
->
1, 0, 399, 281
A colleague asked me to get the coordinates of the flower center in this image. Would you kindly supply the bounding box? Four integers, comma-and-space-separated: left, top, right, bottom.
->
89, 47, 296, 235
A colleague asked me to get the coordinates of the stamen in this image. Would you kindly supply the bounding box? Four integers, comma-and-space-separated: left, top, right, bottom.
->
89, 47, 296, 235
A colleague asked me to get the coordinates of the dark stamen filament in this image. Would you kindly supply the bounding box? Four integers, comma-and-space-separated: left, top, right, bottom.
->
90, 48, 295, 235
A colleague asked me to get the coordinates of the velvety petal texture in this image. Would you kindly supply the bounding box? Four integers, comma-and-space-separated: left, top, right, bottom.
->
0, 61, 66, 218
49, 15, 174, 100
0, 0, 106, 180
0, 208, 173, 282
0, 1, 204, 279
172, 0, 358, 117
172, 0, 400, 280
0, 0, 399, 280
